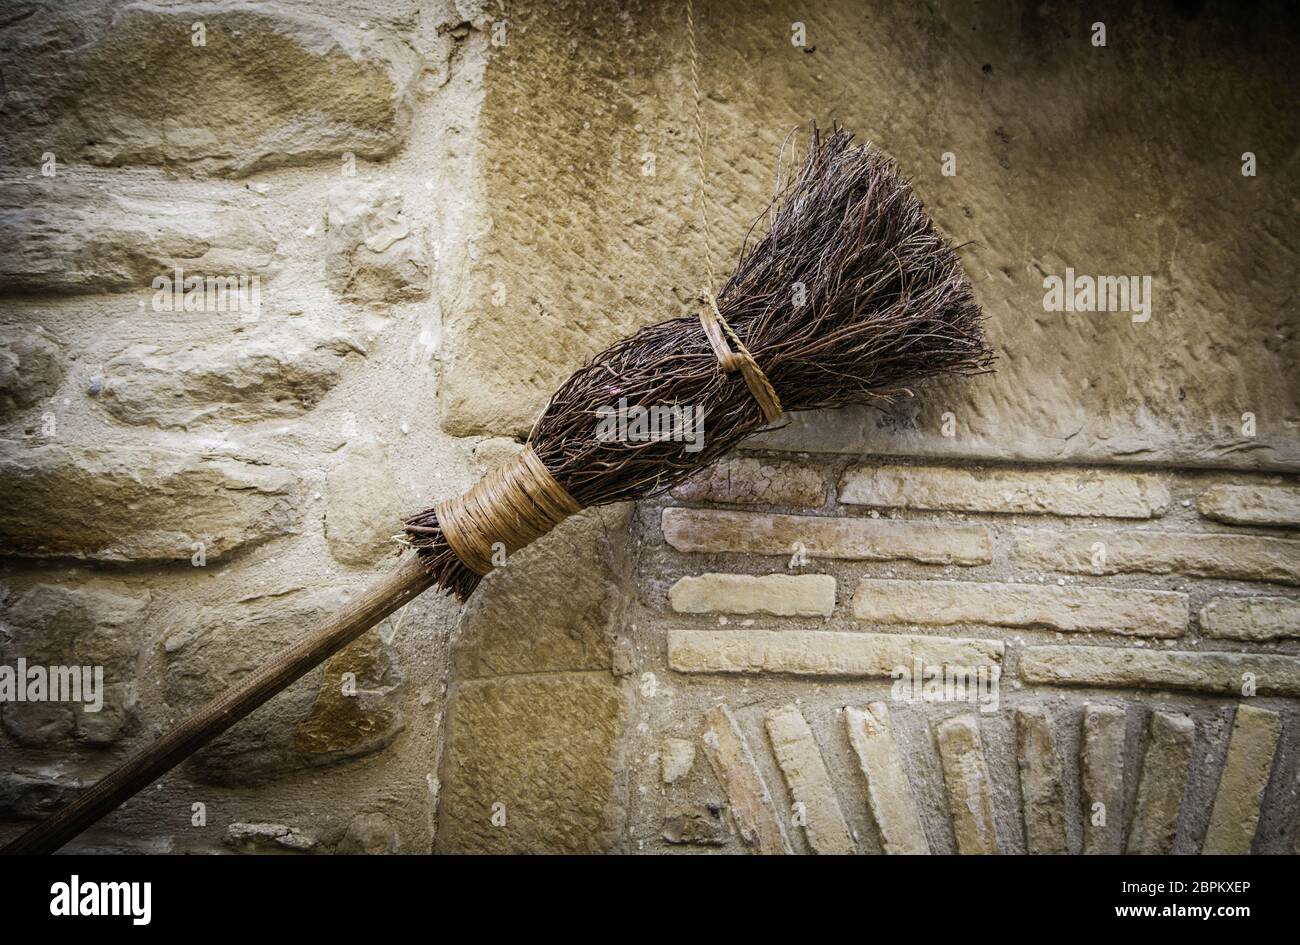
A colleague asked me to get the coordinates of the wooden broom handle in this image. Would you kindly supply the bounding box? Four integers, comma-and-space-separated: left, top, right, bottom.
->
1, 556, 436, 855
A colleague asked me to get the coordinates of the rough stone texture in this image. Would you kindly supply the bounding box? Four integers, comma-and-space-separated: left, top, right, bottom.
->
1202, 705, 1282, 854
669, 629, 1003, 679
1012, 528, 1300, 585
225, 822, 316, 853
1197, 484, 1300, 527
325, 180, 430, 304
853, 578, 1187, 637
335, 812, 400, 855
844, 703, 929, 855
1020, 644, 1300, 698
671, 456, 826, 507
662, 801, 728, 846
1201, 596, 1300, 642
0, 176, 277, 295
0, 771, 82, 821
0, 328, 66, 416
663, 508, 992, 566
660, 737, 695, 785
1079, 704, 1127, 855
670, 573, 835, 617
764, 705, 854, 855
839, 464, 1169, 518
1126, 711, 1194, 855
0, 441, 297, 562
0, 583, 149, 747
324, 440, 406, 568
0, 2, 421, 177
934, 715, 999, 855
1015, 707, 1067, 854
98, 323, 364, 428
700, 704, 791, 855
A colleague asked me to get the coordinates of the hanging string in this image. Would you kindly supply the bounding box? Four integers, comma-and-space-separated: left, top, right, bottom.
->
686, 0, 714, 291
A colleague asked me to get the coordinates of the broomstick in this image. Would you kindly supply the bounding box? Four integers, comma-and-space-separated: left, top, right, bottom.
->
2, 126, 992, 854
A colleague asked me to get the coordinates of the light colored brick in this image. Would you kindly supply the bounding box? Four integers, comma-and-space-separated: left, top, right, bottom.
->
1016, 707, 1068, 854
1080, 704, 1127, 855
764, 705, 855, 854
670, 573, 835, 617
1019, 644, 1300, 697
934, 715, 1000, 854
1011, 528, 1300, 585
699, 705, 792, 855
1126, 711, 1194, 854
668, 629, 1004, 679
662, 508, 992, 566
1197, 483, 1300, 528
845, 703, 929, 854
671, 456, 826, 507
1202, 705, 1282, 854
852, 578, 1187, 637
1201, 596, 1300, 642
840, 463, 1169, 518
660, 738, 695, 784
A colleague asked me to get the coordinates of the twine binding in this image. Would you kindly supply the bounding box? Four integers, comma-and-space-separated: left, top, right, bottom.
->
435, 445, 581, 576
698, 292, 784, 423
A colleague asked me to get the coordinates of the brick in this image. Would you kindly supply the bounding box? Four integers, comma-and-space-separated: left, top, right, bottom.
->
1019, 644, 1300, 697
1126, 711, 1194, 855
934, 715, 1000, 854
662, 508, 992, 566
1016, 707, 1068, 854
1202, 705, 1282, 854
660, 738, 695, 784
1080, 704, 1127, 855
668, 629, 1004, 679
699, 705, 792, 854
852, 578, 1187, 637
844, 703, 929, 854
765, 705, 855, 854
840, 463, 1169, 518
1201, 596, 1300, 642
1197, 483, 1300, 528
670, 573, 835, 617
1011, 528, 1300, 585
671, 456, 826, 507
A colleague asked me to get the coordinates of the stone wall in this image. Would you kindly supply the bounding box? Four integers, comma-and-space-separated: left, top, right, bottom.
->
1, 0, 1297, 854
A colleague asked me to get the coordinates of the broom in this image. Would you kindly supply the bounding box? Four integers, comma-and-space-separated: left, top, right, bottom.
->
2, 125, 992, 855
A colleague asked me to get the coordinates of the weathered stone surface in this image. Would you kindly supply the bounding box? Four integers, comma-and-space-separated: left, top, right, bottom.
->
436, 673, 622, 854
225, 822, 316, 853
1015, 707, 1067, 854
839, 464, 1169, 518
662, 508, 992, 566
0, 583, 148, 747
1197, 484, 1300, 527
700, 704, 791, 855
670, 573, 835, 617
934, 715, 999, 855
671, 457, 826, 507
164, 588, 402, 784
324, 440, 406, 568
325, 180, 430, 304
1019, 644, 1300, 697
662, 801, 728, 846
765, 705, 854, 855
844, 703, 929, 855
1012, 528, 1300, 585
669, 629, 1003, 679
1080, 704, 1127, 855
660, 737, 695, 784
335, 812, 400, 855
1202, 705, 1281, 854
98, 323, 364, 428
853, 578, 1187, 637
0, 3, 420, 177
1201, 596, 1300, 642
0, 176, 276, 295
0, 770, 82, 820
0, 328, 65, 415
0, 441, 297, 562
1126, 711, 1194, 855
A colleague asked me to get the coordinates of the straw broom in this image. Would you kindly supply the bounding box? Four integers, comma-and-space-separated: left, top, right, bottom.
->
2, 125, 992, 854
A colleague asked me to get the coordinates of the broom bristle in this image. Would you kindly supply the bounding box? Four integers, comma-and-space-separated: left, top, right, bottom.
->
406, 124, 993, 599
